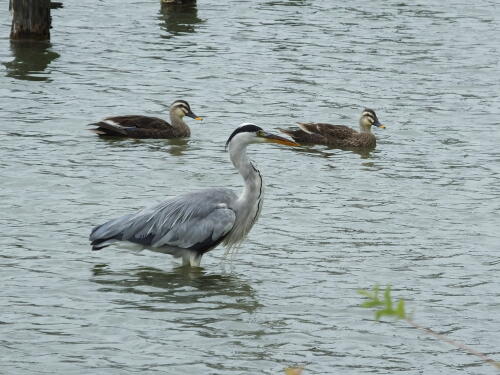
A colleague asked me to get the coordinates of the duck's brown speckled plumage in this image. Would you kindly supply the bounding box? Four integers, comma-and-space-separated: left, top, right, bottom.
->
92, 115, 188, 139
279, 109, 385, 150
89, 100, 201, 139
282, 123, 376, 149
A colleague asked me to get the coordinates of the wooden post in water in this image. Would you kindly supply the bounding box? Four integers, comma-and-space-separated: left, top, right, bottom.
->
9, 0, 52, 41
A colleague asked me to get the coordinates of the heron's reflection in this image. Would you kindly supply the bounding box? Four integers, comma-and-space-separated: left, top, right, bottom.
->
3, 41, 59, 81
159, 1, 203, 37
91, 264, 259, 313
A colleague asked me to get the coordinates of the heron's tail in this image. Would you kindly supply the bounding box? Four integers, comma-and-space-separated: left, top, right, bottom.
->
90, 237, 118, 251
89, 223, 119, 250
89, 214, 133, 250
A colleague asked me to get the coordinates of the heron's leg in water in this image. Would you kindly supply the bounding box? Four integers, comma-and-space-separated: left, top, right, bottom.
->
190, 253, 202, 267
181, 253, 202, 267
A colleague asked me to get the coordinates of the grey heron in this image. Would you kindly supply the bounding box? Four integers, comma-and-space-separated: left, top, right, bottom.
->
89, 123, 299, 267
89, 100, 202, 138
279, 108, 386, 149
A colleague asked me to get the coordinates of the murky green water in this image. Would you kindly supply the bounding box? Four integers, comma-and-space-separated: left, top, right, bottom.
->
1, 1, 500, 374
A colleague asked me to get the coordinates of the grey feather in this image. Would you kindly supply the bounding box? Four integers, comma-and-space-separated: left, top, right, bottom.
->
90, 188, 237, 254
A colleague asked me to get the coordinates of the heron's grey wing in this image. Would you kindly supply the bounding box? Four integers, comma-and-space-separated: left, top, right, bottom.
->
90, 188, 237, 253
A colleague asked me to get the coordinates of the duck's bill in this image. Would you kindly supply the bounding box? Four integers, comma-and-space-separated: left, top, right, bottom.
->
261, 132, 300, 147
374, 121, 386, 129
187, 112, 203, 120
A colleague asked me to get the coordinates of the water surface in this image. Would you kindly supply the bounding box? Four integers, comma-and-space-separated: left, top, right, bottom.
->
1, 1, 500, 374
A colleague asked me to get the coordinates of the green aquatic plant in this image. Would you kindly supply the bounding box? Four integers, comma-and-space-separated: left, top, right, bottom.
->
359, 284, 406, 320
359, 285, 500, 371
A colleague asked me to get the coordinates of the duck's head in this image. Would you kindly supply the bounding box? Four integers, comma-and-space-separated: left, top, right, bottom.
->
359, 108, 385, 132
170, 100, 202, 120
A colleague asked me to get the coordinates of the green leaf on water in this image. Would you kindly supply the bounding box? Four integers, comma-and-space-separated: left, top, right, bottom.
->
360, 285, 500, 371
359, 285, 406, 321
395, 299, 406, 319
361, 300, 383, 308
384, 285, 393, 311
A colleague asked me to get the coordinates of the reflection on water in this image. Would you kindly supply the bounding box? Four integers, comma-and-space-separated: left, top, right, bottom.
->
3, 41, 59, 81
165, 138, 189, 156
159, 1, 203, 36
92, 136, 190, 156
292, 145, 373, 159
263, 0, 310, 6
91, 264, 260, 313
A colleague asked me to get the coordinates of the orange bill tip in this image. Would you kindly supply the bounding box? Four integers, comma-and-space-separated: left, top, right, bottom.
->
274, 139, 300, 147
264, 134, 300, 147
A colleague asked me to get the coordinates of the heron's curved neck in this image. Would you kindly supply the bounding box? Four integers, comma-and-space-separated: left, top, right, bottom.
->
169, 110, 190, 135
229, 141, 263, 204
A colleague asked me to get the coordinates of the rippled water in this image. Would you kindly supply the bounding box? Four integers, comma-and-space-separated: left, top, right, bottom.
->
1, 1, 500, 374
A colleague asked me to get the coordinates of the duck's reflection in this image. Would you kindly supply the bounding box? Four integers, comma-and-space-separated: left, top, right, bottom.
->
92, 136, 190, 156
165, 138, 189, 156
159, 1, 203, 36
291, 144, 373, 159
3, 41, 59, 81
91, 264, 260, 314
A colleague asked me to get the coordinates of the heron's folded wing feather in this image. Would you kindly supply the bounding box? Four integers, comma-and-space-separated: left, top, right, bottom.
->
154, 208, 235, 249
90, 188, 237, 250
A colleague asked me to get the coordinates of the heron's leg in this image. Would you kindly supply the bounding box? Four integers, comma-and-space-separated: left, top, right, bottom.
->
189, 253, 202, 267
182, 254, 190, 267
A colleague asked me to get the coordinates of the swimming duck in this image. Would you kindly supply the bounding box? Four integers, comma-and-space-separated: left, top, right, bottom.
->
89, 100, 202, 139
279, 109, 386, 149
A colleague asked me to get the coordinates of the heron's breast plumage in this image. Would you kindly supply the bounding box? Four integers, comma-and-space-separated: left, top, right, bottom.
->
223, 163, 264, 249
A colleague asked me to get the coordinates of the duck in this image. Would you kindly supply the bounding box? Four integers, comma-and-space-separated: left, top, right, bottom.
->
279, 108, 386, 149
89, 100, 202, 139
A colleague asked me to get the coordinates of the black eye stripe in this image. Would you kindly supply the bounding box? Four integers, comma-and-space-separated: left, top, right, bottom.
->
225, 124, 263, 148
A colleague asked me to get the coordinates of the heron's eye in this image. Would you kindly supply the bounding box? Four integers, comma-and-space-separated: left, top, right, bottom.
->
256, 130, 264, 137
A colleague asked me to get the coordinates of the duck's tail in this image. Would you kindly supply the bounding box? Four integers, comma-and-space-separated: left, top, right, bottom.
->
88, 120, 130, 136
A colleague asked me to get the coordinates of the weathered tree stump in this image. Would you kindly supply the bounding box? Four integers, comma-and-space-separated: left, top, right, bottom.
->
9, 0, 52, 41
160, 1, 201, 35
50, 2, 63, 9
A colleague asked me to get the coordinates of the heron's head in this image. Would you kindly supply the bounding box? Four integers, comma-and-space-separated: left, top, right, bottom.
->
225, 123, 299, 150
359, 108, 385, 131
170, 100, 203, 120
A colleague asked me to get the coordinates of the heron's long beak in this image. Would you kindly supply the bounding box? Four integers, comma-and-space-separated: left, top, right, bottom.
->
186, 111, 203, 121
261, 132, 300, 147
